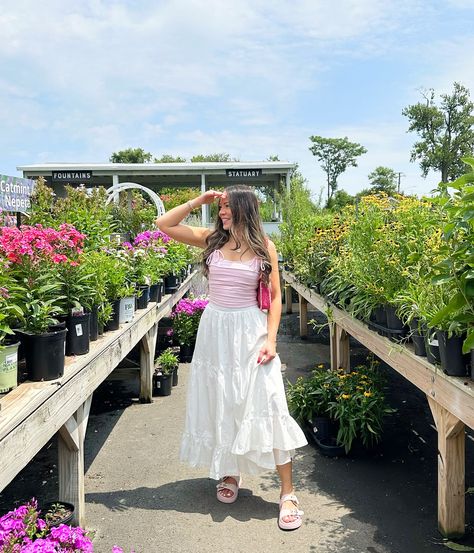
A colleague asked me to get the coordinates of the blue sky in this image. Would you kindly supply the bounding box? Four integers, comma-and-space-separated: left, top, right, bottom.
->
1, 0, 474, 200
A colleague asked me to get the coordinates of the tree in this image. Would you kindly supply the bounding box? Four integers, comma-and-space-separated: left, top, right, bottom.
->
110, 148, 152, 163
368, 166, 398, 194
327, 189, 355, 210
154, 154, 187, 163
190, 153, 236, 162
402, 82, 474, 182
308, 136, 367, 204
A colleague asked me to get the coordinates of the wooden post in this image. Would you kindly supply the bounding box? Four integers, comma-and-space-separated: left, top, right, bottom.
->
329, 322, 350, 372
285, 284, 293, 314
140, 323, 158, 403
298, 294, 308, 338
428, 397, 465, 538
58, 394, 92, 527
329, 322, 338, 371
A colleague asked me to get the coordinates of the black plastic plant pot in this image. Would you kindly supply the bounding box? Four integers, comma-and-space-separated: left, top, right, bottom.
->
436, 330, 469, 376
313, 435, 346, 457
136, 285, 150, 310
105, 299, 121, 331
89, 305, 99, 342
471, 350, 474, 381
409, 319, 427, 357
385, 306, 405, 331
23, 328, 67, 382
307, 416, 335, 443
47, 321, 67, 333
425, 328, 441, 365
373, 305, 387, 327
153, 373, 173, 396
66, 313, 90, 356
172, 366, 179, 386
164, 275, 179, 294
42, 501, 75, 527
149, 283, 162, 303
179, 343, 195, 363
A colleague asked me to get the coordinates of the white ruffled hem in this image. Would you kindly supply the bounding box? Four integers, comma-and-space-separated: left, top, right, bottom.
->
180, 433, 295, 480
180, 414, 307, 480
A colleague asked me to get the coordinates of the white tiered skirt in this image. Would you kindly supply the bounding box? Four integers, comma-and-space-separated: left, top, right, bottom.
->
179, 303, 308, 480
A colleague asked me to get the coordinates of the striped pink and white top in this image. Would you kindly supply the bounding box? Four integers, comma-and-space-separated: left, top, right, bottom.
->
207, 249, 260, 308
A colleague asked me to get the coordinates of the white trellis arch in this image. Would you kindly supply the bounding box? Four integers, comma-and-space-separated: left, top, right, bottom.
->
105, 182, 165, 217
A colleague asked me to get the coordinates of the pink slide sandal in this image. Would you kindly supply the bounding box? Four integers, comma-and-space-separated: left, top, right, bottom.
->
216, 476, 242, 504
278, 494, 304, 530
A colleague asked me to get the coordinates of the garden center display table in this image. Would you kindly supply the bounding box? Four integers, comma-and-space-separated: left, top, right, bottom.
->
283, 270, 474, 539
0, 272, 197, 527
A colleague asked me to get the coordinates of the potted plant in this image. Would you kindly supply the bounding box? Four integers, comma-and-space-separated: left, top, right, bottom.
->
287, 359, 394, 455
133, 230, 169, 302
0, 274, 22, 393
42, 500, 75, 528
429, 160, 474, 371
287, 364, 343, 454
14, 272, 67, 381
0, 224, 93, 379
153, 348, 178, 396
171, 296, 208, 362
101, 247, 134, 330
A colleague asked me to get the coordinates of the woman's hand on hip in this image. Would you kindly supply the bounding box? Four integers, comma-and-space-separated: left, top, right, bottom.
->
258, 340, 277, 365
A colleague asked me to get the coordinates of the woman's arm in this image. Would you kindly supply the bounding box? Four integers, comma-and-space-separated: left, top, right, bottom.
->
258, 240, 282, 364
155, 190, 223, 248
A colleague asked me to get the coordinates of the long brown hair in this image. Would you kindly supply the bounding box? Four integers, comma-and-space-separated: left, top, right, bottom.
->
202, 185, 272, 283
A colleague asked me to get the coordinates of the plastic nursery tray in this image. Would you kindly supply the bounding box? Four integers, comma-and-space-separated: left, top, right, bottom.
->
367, 320, 409, 341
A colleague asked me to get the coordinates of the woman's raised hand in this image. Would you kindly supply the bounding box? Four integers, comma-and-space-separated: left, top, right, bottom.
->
198, 190, 224, 205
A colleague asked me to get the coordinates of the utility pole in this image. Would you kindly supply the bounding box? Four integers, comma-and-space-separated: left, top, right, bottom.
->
397, 172, 404, 194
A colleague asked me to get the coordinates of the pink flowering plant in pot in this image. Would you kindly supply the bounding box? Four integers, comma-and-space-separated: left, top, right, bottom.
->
132, 230, 169, 284
0, 498, 134, 552
0, 224, 86, 333
171, 296, 209, 346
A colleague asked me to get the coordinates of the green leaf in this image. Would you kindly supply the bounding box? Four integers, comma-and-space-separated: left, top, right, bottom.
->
430, 293, 467, 326
462, 330, 474, 354
432, 274, 455, 285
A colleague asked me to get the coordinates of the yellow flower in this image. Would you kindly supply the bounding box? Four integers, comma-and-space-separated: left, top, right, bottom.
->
364, 391, 373, 397
342, 394, 351, 400
317, 364, 324, 368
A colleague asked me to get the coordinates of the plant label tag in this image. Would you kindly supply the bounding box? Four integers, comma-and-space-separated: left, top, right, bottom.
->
75, 324, 83, 337
428, 337, 438, 347
156, 381, 161, 388
6, 353, 17, 366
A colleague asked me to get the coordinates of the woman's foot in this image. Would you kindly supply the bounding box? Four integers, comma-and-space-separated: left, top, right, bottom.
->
216, 476, 241, 504
279, 492, 304, 530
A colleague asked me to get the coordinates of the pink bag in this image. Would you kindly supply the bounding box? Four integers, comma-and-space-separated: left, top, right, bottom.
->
257, 250, 271, 311
257, 278, 271, 311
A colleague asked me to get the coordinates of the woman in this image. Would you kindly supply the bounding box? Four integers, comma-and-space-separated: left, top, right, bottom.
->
156, 185, 307, 530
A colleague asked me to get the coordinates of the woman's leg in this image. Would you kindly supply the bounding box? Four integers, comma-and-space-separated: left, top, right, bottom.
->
276, 460, 300, 524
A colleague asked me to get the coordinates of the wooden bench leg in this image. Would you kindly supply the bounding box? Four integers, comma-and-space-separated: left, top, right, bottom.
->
58, 394, 92, 527
298, 294, 308, 339
285, 284, 293, 314
329, 323, 350, 372
140, 323, 158, 403
428, 397, 465, 538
